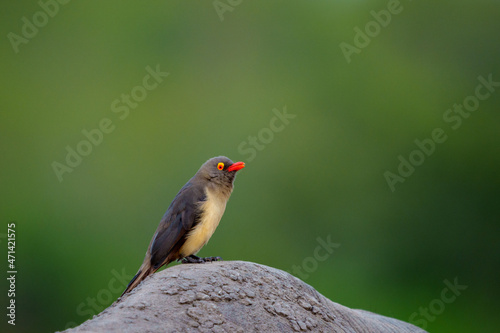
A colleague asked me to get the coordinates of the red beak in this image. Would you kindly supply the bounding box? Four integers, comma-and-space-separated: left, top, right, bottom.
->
227, 161, 245, 172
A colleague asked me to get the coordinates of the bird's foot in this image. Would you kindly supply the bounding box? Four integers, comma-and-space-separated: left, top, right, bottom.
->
181, 255, 222, 264
181, 255, 204, 263
203, 256, 223, 262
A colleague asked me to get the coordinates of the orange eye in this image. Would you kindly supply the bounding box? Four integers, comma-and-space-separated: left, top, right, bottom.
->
217, 162, 224, 170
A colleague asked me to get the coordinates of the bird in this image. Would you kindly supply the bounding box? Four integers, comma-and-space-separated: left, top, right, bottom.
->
120, 156, 245, 296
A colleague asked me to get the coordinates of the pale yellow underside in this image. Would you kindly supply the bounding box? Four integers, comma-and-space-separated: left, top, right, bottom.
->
179, 187, 227, 257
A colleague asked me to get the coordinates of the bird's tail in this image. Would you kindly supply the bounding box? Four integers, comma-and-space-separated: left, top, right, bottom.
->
120, 264, 155, 297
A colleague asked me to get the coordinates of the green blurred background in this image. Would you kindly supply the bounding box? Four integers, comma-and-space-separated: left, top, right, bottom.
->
1, 1, 499, 332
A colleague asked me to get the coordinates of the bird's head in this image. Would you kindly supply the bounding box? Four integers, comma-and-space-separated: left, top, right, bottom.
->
195, 156, 245, 189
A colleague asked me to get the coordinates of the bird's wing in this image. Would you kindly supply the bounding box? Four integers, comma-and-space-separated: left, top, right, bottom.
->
149, 182, 206, 269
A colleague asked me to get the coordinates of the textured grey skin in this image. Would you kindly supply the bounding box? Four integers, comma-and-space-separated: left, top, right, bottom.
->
59, 261, 428, 333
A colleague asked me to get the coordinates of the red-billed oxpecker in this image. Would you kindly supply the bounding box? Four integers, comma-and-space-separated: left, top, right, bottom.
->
121, 156, 245, 296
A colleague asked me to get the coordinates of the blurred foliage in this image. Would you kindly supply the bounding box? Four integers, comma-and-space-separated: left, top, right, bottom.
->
1, 1, 499, 332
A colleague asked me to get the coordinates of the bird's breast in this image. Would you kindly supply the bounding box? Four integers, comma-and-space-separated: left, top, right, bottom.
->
179, 187, 228, 257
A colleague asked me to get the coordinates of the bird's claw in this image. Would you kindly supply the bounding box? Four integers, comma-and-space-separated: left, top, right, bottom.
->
181, 255, 222, 264
204, 256, 223, 262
